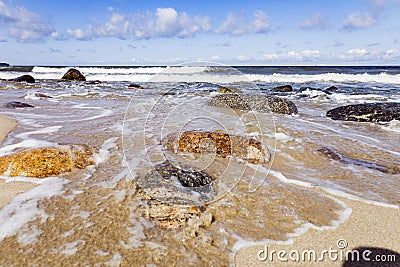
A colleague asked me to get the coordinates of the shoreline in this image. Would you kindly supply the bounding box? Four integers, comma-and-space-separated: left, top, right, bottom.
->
0, 114, 37, 209
235, 195, 400, 266
0, 113, 399, 265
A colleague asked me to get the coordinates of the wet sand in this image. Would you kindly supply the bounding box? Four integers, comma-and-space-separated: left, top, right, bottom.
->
235, 196, 400, 266
0, 114, 37, 209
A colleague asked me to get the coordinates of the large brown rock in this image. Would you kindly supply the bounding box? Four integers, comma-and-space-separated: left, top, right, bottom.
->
0, 145, 95, 178
61, 68, 86, 81
162, 131, 269, 164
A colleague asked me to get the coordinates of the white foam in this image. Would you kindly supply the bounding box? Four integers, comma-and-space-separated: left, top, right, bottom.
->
274, 132, 292, 142
93, 137, 118, 165
382, 120, 400, 133
104, 252, 122, 266
0, 177, 68, 242
15, 125, 62, 139
0, 139, 55, 156
268, 169, 400, 209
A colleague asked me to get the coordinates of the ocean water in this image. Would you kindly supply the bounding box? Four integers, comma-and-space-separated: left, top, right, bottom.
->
0, 65, 399, 265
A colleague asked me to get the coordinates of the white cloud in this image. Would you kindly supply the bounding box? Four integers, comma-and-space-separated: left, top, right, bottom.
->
301, 14, 328, 30
67, 7, 210, 40
216, 10, 270, 35
0, 0, 56, 42
343, 12, 377, 30
237, 50, 321, 62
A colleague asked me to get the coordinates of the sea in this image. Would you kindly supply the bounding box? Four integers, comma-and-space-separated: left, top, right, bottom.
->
0, 65, 399, 265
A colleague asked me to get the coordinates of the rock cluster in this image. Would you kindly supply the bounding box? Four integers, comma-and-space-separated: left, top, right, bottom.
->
326, 102, 400, 122
208, 93, 298, 114
0, 145, 95, 178
162, 130, 269, 164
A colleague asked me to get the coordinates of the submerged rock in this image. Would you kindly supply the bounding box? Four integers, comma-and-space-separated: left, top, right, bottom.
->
137, 160, 215, 229
61, 68, 86, 81
89, 80, 102, 85
326, 86, 339, 92
318, 147, 399, 174
13, 75, 35, 83
163, 130, 270, 164
0, 145, 95, 178
34, 93, 52, 98
4, 101, 34, 108
153, 161, 213, 187
128, 83, 143, 89
273, 85, 293, 92
326, 102, 400, 122
217, 86, 241, 93
208, 93, 298, 114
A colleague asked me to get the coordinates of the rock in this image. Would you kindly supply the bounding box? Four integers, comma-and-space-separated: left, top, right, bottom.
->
273, 85, 292, 92
128, 83, 143, 89
4, 101, 34, 108
217, 86, 241, 93
0, 63, 10, 67
142, 197, 204, 229
89, 80, 102, 85
326, 102, 400, 122
318, 147, 399, 174
299, 86, 332, 95
139, 161, 215, 203
137, 160, 215, 229
326, 86, 339, 92
153, 161, 213, 187
162, 131, 270, 164
208, 94, 298, 115
0, 145, 95, 178
61, 68, 86, 81
34, 93, 52, 98
13, 75, 35, 83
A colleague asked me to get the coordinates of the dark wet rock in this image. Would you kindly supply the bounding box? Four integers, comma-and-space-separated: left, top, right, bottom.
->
136, 160, 215, 228
13, 75, 35, 83
139, 160, 215, 199
89, 80, 102, 85
153, 161, 213, 187
326, 86, 339, 92
0, 145, 95, 178
318, 147, 399, 174
61, 68, 86, 81
34, 93, 52, 98
208, 93, 298, 115
0, 63, 10, 67
128, 83, 143, 89
4, 101, 34, 108
299, 86, 332, 95
163, 131, 270, 164
326, 102, 400, 122
273, 85, 292, 92
217, 86, 241, 93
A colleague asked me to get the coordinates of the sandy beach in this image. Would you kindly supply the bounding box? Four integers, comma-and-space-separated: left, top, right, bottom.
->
0, 114, 37, 209
235, 196, 400, 266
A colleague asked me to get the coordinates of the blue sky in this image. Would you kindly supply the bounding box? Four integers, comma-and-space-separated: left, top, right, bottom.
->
0, 0, 399, 65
